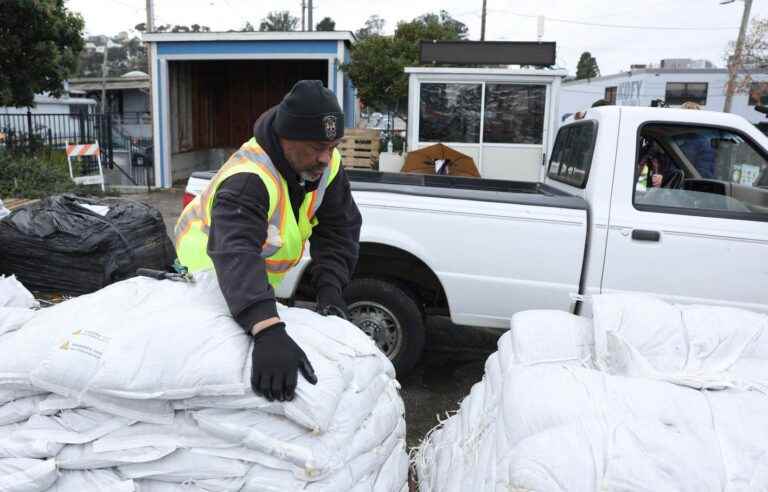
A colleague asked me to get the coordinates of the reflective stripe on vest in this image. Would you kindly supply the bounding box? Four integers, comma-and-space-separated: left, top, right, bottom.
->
174, 138, 342, 286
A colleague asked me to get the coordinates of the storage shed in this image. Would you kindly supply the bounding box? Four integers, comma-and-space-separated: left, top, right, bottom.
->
143, 31, 357, 188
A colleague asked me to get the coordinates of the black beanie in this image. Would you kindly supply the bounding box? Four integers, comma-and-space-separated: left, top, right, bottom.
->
273, 80, 345, 141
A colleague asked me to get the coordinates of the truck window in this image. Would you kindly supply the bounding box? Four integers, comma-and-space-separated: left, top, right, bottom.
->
547, 121, 597, 188
634, 123, 768, 220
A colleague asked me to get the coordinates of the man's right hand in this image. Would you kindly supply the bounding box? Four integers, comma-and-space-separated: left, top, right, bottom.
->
250, 322, 317, 401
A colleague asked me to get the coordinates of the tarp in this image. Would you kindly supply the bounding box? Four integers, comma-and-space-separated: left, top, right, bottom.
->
0, 194, 175, 295
402, 143, 480, 177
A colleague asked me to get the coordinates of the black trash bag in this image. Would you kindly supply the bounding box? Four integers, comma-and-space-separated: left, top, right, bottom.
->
0, 194, 176, 295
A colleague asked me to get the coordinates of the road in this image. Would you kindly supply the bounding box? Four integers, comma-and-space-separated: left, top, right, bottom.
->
131, 189, 501, 448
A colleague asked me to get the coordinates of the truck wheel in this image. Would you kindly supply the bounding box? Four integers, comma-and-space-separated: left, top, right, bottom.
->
345, 277, 426, 376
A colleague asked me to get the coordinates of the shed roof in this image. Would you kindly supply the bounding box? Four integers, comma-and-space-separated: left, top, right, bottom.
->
143, 31, 354, 44
68, 76, 150, 92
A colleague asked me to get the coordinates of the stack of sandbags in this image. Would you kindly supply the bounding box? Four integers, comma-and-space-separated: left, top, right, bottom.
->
0, 272, 408, 491
0, 194, 176, 295
415, 297, 768, 492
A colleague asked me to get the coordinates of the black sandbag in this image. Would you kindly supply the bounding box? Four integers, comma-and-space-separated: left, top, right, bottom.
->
0, 194, 176, 294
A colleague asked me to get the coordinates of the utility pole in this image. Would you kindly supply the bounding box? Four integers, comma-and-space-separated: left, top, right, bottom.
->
301, 0, 306, 31
100, 37, 110, 116
145, 0, 154, 122
307, 0, 313, 31
723, 0, 753, 113
480, 0, 487, 41
146, 0, 154, 32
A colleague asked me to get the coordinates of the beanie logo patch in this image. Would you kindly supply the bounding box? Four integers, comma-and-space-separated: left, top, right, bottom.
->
322, 115, 338, 140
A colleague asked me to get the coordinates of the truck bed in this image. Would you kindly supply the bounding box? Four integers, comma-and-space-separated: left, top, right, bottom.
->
347, 170, 587, 210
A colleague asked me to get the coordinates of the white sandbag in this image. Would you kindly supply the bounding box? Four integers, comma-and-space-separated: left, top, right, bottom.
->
373, 438, 409, 492
14, 408, 134, 444
507, 310, 593, 366
35, 392, 172, 424
592, 293, 768, 390
56, 442, 176, 470
44, 469, 135, 492
0, 395, 47, 426
0, 458, 57, 492
0, 424, 64, 459
503, 419, 726, 492
0, 388, 46, 407
92, 411, 231, 453
117, 449, 250, 481
193, 382, 403, 480
137, 480, 245, 492
135, 480, 208, 492
0, 308, 36, 336
0, 276, 38, 309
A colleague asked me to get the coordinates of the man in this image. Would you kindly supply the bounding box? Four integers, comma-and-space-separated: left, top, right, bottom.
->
175, 80, 362, 402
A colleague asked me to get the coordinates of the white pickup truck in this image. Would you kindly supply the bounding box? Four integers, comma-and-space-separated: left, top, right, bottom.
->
182, 106, 768, 373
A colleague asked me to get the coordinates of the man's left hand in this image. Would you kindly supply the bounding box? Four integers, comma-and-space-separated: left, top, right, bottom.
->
317, 287, 349, 320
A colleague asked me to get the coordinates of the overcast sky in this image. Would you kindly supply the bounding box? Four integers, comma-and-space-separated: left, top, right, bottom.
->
66, 0, 767, 75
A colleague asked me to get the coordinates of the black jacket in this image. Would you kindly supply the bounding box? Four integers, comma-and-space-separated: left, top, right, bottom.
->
207, 107, 362, 333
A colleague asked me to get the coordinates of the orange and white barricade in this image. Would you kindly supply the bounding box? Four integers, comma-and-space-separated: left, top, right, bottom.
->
65, 141, 105, 191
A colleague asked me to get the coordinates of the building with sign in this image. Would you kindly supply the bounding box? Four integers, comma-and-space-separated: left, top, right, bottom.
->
559, 63, 768, 125
143, 31, 357, 188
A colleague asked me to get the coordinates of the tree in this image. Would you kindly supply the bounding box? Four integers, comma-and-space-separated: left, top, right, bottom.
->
725, 17, 768, 102
355, 15, 385, 40
316, 17, 336, 31
259, 11, 299, 32
241, 21, 256, 32
0, 0, 84, 107
342, 11, 468, 121
395, 10, 468, 44
575, 51, 600, 80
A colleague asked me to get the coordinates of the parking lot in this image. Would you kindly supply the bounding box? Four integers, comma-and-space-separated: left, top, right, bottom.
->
133, 189, 501, 448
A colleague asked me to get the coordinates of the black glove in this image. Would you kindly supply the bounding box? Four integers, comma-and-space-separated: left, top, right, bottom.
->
316, 286, 349, 320
251, 322, 317, 402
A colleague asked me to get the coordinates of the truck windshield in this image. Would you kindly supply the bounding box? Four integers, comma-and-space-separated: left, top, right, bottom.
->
547, 121, 597, 188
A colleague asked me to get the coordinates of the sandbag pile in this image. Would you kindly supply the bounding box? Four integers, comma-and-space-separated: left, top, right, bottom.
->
0, 273, 408, 491
415, 295, 768, 491
0, 194, 176, 295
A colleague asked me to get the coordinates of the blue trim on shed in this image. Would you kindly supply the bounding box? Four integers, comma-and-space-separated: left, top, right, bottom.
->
157, 40, 339, 56
156, 58, 165, 187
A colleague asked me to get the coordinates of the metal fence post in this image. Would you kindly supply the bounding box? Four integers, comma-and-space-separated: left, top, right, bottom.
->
26, 109, 33, 149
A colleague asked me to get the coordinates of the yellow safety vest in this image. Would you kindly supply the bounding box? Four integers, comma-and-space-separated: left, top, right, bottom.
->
174, 137, 341, 286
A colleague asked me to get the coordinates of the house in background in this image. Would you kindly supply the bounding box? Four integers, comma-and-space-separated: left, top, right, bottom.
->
143, 31, 358, 188
0, 82, 98, 144
560, 58, 768, 125
69, 71, 151, 139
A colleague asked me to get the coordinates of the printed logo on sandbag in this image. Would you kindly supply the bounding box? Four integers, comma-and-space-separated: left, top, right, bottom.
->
58, 340, 103, 359
71, 328, 111, 343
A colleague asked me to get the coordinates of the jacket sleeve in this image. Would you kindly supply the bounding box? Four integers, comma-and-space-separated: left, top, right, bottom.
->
308, 166, 362, 297
207, 173, 279, 333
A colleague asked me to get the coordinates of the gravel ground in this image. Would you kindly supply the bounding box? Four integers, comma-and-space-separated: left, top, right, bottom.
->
131, 189, 501, 448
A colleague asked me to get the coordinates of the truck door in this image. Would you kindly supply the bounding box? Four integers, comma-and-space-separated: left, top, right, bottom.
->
602, 113, 768, 313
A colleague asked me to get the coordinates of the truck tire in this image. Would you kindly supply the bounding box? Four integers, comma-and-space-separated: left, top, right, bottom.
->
344, 277, 426, 376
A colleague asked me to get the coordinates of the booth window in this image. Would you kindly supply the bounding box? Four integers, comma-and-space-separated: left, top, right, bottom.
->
605, 86, 617, 104
419, 83, 481, 143
483, 84, 546, 144
665, 82, 708, 106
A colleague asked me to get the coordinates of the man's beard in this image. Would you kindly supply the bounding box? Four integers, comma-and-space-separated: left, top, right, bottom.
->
300, 165, 325, 182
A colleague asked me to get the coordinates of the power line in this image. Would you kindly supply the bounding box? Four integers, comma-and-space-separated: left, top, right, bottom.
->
493, 11, 739, 31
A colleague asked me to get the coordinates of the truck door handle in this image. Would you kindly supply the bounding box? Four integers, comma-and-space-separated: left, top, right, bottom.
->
631, 229, 661, 242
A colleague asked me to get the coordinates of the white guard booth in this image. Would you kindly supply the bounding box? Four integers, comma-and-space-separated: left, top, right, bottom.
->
406, 67, 565, 182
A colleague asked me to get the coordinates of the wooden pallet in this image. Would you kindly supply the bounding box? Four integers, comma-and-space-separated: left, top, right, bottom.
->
338, 129, 380, 170
4, 198, 39, 211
